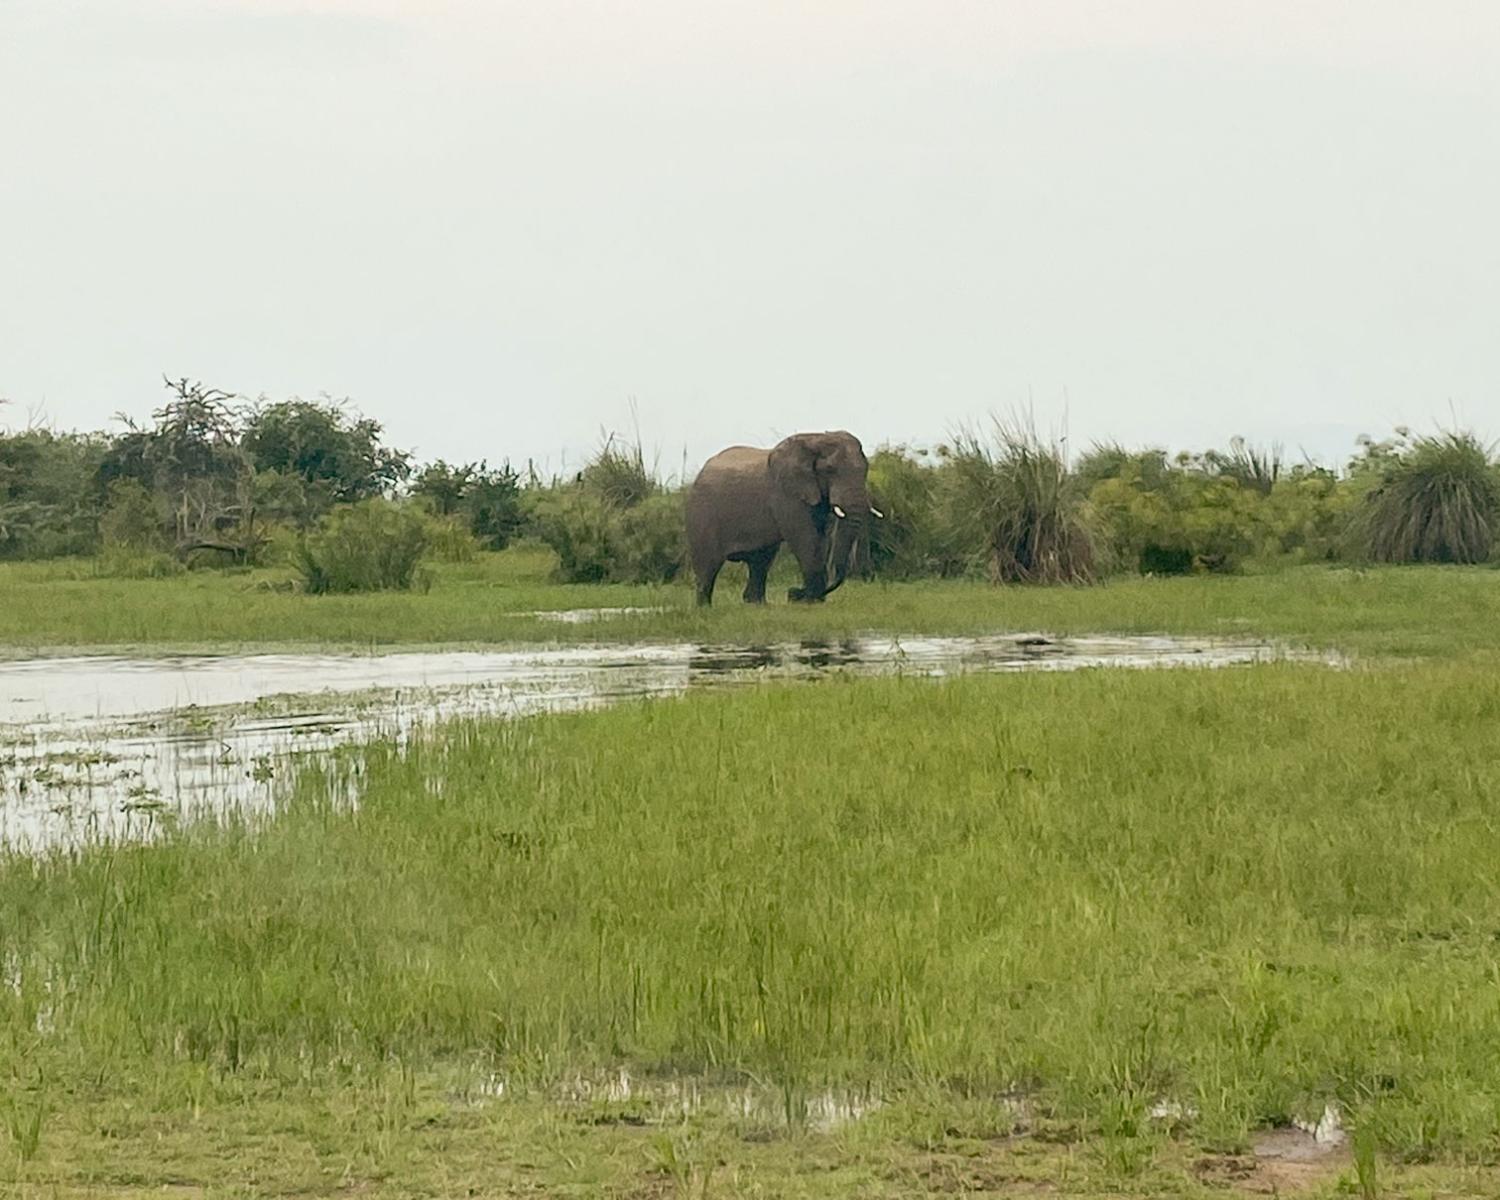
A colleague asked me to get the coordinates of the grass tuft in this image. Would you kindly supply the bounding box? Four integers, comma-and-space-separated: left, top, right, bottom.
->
946, 419, 1096, 584
1357, 430, 1500, 564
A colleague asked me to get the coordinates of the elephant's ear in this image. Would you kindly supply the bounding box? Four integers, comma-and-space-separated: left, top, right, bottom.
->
768, 436, 822, 507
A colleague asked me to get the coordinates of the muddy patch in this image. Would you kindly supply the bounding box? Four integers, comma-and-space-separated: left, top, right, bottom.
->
0, 632, 1334, 849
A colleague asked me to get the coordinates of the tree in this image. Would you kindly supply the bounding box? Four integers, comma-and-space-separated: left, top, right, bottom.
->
242, 397, 411, 521
95, 377, 256, 558
411, 459, 525, 550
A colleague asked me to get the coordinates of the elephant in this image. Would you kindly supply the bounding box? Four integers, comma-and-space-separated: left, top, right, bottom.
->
685, 430, 880, 605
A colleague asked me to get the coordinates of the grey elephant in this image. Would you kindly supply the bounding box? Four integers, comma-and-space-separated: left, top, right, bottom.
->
685, 430, 879, 605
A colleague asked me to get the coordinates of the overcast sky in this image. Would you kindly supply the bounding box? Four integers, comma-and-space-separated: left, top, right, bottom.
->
3, 1, 1498, 476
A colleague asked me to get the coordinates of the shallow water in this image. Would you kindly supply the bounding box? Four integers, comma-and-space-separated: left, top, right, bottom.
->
0, 630, 1332, 850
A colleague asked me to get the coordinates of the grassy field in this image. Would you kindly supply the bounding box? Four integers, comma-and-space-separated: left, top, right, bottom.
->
6, 557, 1500, 1194
7, 650, 1500, 1194
2, 544, 1499, 659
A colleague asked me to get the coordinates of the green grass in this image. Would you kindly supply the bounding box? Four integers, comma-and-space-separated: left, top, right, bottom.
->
3, 545, 1500, 660
8, 554, 1500, 1193
8, 660, 1500, 1193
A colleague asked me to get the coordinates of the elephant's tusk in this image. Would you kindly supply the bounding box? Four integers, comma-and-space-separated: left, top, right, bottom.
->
870, 506, 885, 518
833, 505, 847, 519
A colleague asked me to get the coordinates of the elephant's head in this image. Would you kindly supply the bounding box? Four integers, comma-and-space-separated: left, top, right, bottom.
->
768, 430, 874, 596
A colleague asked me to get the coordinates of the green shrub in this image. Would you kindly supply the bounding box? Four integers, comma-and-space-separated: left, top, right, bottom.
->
614, 492, 686, 583
98, 478, 166, 553
529, 489, 618, 583
293, 499, 430, 594
1074, 442, 1174, 494
410, 460, 526, 550
529, 436, 681, 584
1086, 444, 1281, 575
866, 447, 974, 579
1261, 468, 1353, 562
94, 479, 180, 577
242, 396, 410, 513
1202, 436, 1283, 496
1354, 430, 1500, 564
943, 422, 1096, 584
0, 429, 108, 559
530, 488, 684, 584
419, 509, 482, 563
250, 468, 315, 528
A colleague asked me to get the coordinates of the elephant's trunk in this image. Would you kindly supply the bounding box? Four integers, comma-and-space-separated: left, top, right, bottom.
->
823, 487, 870, 595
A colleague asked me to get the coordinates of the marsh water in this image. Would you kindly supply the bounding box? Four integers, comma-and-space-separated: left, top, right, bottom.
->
0, 625, 1330, 849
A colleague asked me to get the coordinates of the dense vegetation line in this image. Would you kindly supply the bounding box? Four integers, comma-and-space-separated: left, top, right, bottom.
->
4, 376, 1499, 595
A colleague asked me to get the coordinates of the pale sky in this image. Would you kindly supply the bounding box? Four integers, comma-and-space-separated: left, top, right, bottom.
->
3, 1, 1498, 476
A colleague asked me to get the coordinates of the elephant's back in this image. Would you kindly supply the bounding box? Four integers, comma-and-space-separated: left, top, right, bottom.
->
686, 445, 774, 537
695, 445, 769, 478
689, 446, 770, 498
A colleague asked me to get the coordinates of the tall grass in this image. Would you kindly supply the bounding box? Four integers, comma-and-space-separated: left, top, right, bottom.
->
946, 421, 1096, 584
1356, 431, 1500, 564
577, 433, 658, 508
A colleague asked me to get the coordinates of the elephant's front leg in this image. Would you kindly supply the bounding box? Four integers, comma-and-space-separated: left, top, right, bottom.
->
741, 544, 779, 604
783, 515, 831, 602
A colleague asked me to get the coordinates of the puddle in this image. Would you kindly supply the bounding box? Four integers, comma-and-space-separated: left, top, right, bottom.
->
528, 606, 668, 624
0, 632, 1333, 850
471, 1067, 883, 1133
1254, 1104, 1348, 1160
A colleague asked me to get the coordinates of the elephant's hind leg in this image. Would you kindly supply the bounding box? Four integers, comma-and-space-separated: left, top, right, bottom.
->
694, 557, 723, 606
741, 545, 779, 604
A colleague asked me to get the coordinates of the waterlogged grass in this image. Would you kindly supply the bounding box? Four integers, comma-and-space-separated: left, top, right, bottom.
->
7, 663, 1500, 1192
3, 546, 1500, 659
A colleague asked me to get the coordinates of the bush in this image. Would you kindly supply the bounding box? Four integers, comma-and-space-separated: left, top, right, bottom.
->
99, 478, 163, 551
0, 429, 108, 559
410, 460, 526, 550
1353, 430, 1500, 564
1261, 468, 1352, 562
1088, 468, 1261, 574
529, 489, 618, 583
866, 447, 974, 579
242, 396, 410, 514
293, 499, 430, 594
1202, 436, 1283, 496
614, 492, 686, 583
944, 423, 1096, 584
419, 510, 482, 563
529, 489, 684, 584
1082, 440, 1359, 574
528, 436, 682, 584
93, 479, 182, 577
